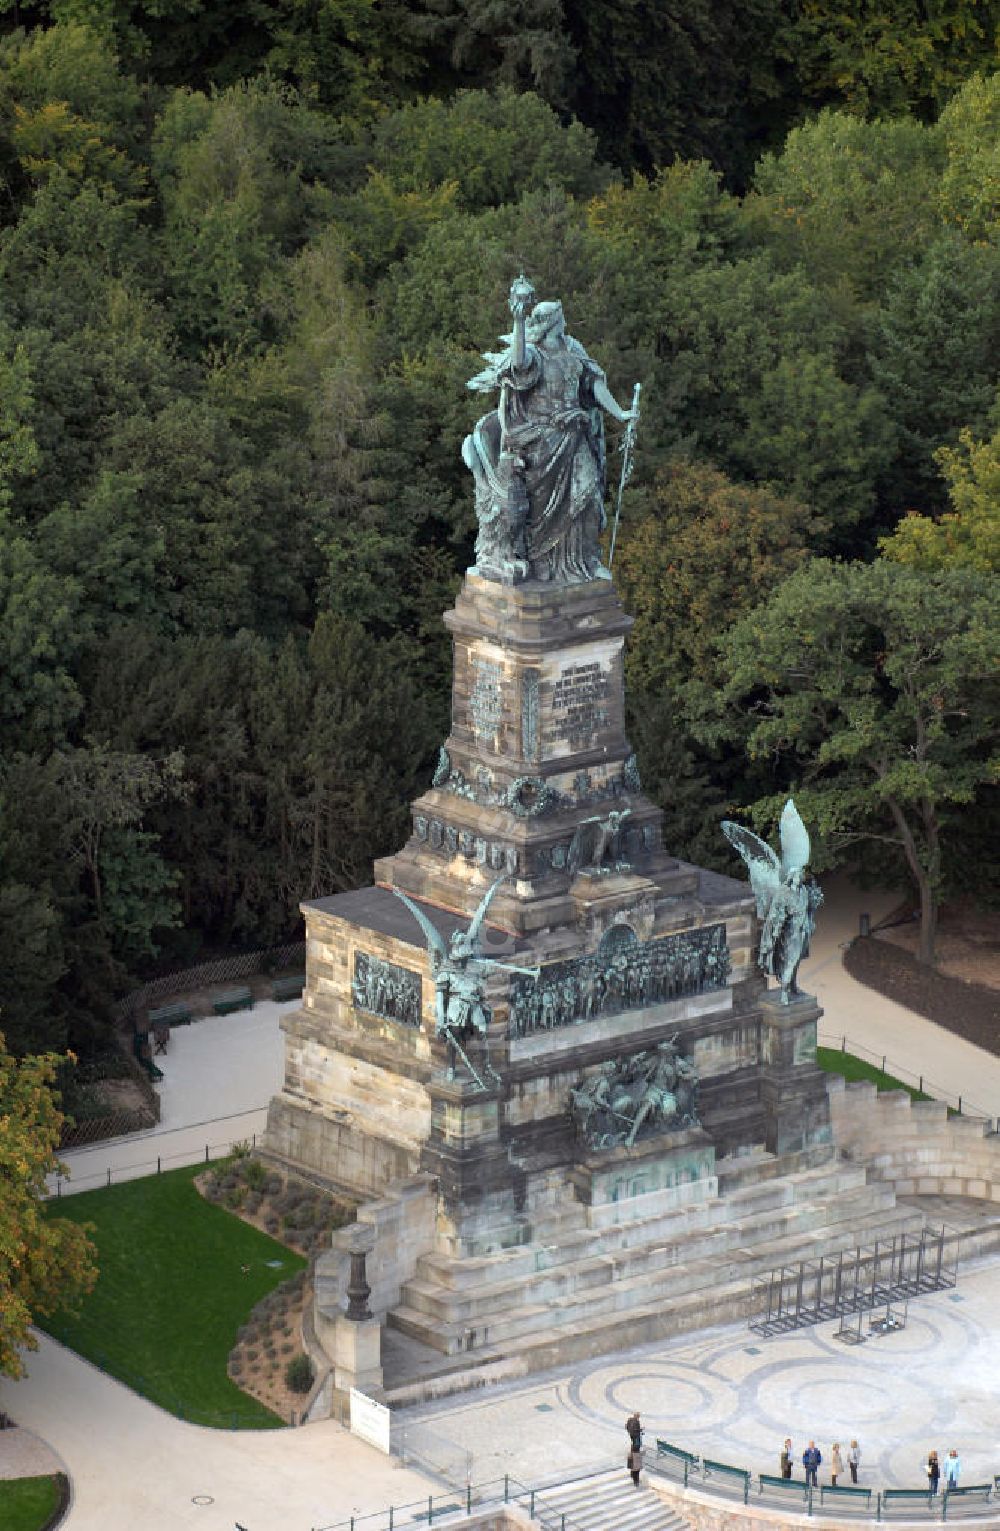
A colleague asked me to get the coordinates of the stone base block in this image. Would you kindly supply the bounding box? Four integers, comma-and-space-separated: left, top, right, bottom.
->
263, 1093, 420, 1197
571, 1127, 717, 1229
332, 1314, 383, 1394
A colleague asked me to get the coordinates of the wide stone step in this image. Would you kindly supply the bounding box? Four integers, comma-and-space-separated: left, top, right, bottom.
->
392, 1200, 925, 1354
389, 1207, 929, 1381
715, 1142, 834, 1193
532, 1468, 690, 1531
415, 1160, 875, 1292
409, 1173, 894, 1315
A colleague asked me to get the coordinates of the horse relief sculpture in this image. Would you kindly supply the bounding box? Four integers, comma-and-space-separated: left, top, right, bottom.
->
569, 1039, 700, 1150
463, 274, 638, 584
721, 799, 823, 1004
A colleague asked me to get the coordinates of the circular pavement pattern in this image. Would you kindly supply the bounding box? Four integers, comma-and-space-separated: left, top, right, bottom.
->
410, 1256, 1000, 1491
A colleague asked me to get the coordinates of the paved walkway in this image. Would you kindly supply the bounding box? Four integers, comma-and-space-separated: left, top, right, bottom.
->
6, 879, 1000, 1528
52, 1002, 289, 1195
801, 876, 1000, 1120
4, 1335, 435, 1531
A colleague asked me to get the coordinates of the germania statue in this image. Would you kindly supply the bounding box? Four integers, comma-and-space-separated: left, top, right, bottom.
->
463, 274, 638, 585
721, 799, 824, 1005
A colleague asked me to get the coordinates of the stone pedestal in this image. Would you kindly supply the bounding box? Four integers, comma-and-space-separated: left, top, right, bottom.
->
332, 1315, 383, 1395
421, 1073, 526, 1255
571, 1127, 718, 1230
264, 566, 835, 1305
758, 991, 833, 1155
374, 574, 697, 937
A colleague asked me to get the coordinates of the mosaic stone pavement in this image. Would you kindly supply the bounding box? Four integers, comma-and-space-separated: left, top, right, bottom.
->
405, 1254, 1000, 1492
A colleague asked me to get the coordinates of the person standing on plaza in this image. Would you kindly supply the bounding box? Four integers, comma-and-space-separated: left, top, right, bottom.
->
926, 1451, 940, 1494
944, 1449, 960, 1490
626, 1411, 642, 1451
803, 1441, 821, 1488
831, 1443, 844, 1487
780, 1439, 793, 1479
627, 1441, 643, 1487
848, 1441, 861, 1484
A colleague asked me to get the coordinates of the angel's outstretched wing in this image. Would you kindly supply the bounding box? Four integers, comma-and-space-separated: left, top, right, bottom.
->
392, 889, 448, 966
566, 822, 590, 876
779, 799, 810, 878
467, 341, 514, 394
721, 821, 782, 918
467, 876, 508, 951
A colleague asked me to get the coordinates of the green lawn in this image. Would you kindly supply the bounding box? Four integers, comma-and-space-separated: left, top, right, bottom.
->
42, 1164, 306, 1428
0, 1474, 63, 1531
816, 1045, 932, 1101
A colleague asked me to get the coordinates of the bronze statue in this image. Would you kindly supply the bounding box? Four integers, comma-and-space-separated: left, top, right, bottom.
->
464, 275, 638, 584
392, 878, 539, 1088
721, 799, 823, 1004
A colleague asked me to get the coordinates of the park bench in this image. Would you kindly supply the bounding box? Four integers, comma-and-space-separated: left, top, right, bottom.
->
148, 1001, 193, 1028
213, 986, 254, 1015
943, 1485, 993, 1517
272, 973, 305, 1002
702, 1459, 750, 1501
820, 1484, 873, 1515
655, 1440, 698, 1485
758, 1474, 812, 1508
881, 1488, 937, 1516
132, 1029, 164, 1083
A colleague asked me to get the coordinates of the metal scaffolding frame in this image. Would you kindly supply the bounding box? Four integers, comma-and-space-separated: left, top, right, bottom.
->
748, 1228, 956, 1338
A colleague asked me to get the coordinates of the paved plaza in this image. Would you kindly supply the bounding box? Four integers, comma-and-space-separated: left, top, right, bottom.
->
403, 1251, 1000, 1491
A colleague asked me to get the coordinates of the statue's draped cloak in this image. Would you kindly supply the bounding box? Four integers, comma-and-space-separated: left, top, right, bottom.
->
469, 337, 609, 583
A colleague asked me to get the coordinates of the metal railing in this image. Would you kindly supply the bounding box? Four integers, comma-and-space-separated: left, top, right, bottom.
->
817, 1029, 994, 1123
311, 1471, 595, 1531
651, 1441, 999, 1521
312, 1453, 1000, 1530
47, 1122, 265, 1198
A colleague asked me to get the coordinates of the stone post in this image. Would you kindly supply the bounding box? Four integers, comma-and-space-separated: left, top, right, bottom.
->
331, 1225, 383, 1394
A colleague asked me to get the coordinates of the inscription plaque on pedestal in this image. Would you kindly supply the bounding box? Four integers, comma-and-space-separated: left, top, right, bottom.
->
469, 656, 504, 744
549, 661, 610, 749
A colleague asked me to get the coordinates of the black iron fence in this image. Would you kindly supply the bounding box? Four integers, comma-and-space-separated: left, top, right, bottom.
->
116, 941, 306, 1023
750, 1228, 957, 1338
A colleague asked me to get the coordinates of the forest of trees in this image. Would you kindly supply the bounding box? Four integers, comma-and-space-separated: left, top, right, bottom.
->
0, 2, 997, 1058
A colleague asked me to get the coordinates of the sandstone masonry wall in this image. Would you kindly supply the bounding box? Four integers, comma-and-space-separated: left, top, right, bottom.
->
828, 1076, 1000, 1202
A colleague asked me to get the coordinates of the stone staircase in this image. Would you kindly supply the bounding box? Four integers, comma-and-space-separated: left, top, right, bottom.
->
385, 1150, 926, 1388
526, 1468, 691, 1531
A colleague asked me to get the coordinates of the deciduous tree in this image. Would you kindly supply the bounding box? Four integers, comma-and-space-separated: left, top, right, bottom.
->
700, 558, 999, 965
0, 1034, 97, 1378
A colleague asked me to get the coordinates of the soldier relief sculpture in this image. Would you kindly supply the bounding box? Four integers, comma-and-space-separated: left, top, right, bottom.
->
463, 274, 638, 584
569, 1039, 700, 1150
508, 924, 730, 1038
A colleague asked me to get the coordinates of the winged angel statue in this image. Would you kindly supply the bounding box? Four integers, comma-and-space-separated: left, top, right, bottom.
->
721, 800, 823, 1004
392, 878, 539, 1089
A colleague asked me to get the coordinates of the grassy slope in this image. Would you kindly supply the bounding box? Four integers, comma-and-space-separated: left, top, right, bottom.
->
42, 1164, 306, 1427
816, 1046, 931, 1100
0, 1475, 61, 1531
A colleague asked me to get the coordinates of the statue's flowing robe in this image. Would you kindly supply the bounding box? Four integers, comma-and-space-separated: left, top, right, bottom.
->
759, 879, 822, 989
467, 337, 608, 583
